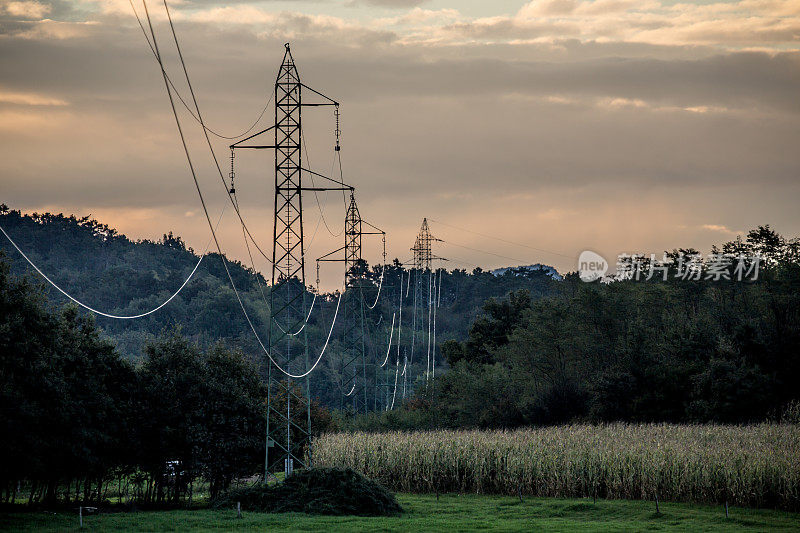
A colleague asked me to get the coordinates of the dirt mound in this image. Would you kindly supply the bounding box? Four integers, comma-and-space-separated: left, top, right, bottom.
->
213, 467, 402, 516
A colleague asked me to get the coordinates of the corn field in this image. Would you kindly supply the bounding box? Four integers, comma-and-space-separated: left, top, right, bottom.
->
311, 424, 800, 511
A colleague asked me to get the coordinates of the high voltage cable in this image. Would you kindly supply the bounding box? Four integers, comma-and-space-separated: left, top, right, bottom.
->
142, 0, 341, 379
389, 270, 404, 409
305, 209, 325, 254
154, 0, 274, 267
389, 355, 400, 410
232, 193, 271, 311
379, 312, 396, 368
365, 266, 385, 310
426, 269, 433, 383
301, 128, 343, 238
128, 0, 271, 140
439, 239, 536, 266
275, 293, 318, 337
432, 267, 441, 379
405, 268, 419, 400
429, 218, 574, 260
232, 192, 321, 341
0, 207, 225, 320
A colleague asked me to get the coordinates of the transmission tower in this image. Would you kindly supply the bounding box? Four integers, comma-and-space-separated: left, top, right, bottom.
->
230, 43, 347, 479
411, 218, 440, 270
317, 192, 385, 415
404, 218, 442, 401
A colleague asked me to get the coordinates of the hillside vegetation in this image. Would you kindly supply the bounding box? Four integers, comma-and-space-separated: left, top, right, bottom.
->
352, 225, 800, 428
0, 205, 558, 408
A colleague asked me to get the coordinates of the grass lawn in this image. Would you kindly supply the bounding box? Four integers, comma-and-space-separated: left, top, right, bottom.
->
1, 494, 798, 532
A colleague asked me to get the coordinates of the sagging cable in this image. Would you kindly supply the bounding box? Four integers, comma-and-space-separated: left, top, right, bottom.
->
379, 312, 396, 368
275, 293, 318, 336
0, 207, 225, 320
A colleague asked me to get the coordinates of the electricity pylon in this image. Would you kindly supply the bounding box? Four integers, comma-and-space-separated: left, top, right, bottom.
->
404, 218, 443, 400
317, 192, 385, 414
230, 43, 348, 479
411, 218, 442, 270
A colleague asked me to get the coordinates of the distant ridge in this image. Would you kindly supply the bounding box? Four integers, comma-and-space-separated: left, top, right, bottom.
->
492, 264, 563, 281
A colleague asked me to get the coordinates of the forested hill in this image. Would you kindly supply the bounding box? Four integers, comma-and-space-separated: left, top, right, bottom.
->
0, 205, 561, 405
0, 205, 274, 358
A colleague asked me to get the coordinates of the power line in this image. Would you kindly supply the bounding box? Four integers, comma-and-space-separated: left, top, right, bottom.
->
379, 312, 395, 368
156, 0, 274, 266
301, 128, 343, 238
428, 218, 574, 260
141, 0, 342, 380
439, 238, 532, 266
128, 0, 272, 140
0, 207, 224, 319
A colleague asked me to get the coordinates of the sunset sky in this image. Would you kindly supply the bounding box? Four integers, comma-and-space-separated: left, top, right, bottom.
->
1, 0, 799, 288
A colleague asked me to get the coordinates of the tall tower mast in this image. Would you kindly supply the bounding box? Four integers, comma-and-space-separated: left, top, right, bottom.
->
404, 218, 442, 401
412, 218, 436, 270
231, 43, 346, 479
317, 192, 384, 414
268, 43, 308, 479
344, 193, 363, 281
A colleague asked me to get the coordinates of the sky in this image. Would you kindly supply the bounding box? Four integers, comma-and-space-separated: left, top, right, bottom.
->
1, 0, 799, 289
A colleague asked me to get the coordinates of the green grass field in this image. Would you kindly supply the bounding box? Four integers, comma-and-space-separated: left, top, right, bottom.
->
2, 494, 798, 532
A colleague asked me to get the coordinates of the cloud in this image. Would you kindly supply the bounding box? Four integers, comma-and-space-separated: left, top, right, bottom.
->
701, 224, 738, 234
0, 18, 99, 39
377, 7, 459, 26
0, 0, 799, 285
2, 0, 51, 19
349, 0, 428, 7
0, 89, 68, 105
443, 0, 800, 48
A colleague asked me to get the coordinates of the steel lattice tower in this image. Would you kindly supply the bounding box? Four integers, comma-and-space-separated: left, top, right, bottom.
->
267, 43, 310, 478
344, 193, 363, 281
404, 218, 441, 401
412, 218, 434, 270
342, 193, 367, 413
232, 43, 345, 479
317, 192, 384, 415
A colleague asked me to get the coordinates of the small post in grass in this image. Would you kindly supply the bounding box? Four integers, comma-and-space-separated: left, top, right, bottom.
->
725, 500, 729, 519
237, 501, 242, 519
655, 494, 660, 515
78, 506, 97, 528
517, 485, 523, 503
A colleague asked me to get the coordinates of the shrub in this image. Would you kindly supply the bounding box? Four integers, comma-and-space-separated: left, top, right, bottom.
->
213, 467, 402, 516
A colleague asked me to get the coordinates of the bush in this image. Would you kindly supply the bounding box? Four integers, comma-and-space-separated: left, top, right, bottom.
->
213, 467, 402, 516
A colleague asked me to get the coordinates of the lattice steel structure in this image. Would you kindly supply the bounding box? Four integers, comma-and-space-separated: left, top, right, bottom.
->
403, 218, 442, 401
344, 194, 363, 282
231, 43, 346, 479
317, 192, 384, 415
411, 218, 436, 270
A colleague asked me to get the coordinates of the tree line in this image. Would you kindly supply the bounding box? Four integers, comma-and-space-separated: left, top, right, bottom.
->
349, 226, 800, 430
0, 255, 277, 505
0, 205, 561, 411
